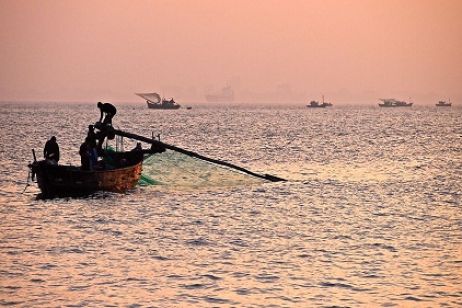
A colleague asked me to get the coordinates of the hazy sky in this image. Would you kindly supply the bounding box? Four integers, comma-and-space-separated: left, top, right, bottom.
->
1, 0, 461, 104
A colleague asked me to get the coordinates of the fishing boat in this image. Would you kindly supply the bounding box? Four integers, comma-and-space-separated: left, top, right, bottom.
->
27, 119, 168, 199
29, 149, 144, 198
28, 119, 286, 199
306, 101, 326, 108
436, 100, 451, 107
306, 96, 333, 108
136, 92, 181, 109
378, 98, 413, 107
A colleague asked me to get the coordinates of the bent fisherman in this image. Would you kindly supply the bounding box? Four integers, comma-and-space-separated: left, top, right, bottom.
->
97, 102, 117, 126
43, 136, 60, 165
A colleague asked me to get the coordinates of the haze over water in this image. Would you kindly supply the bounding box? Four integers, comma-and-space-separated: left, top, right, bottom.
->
1, 0, 462, 104
0, 103, 461, 306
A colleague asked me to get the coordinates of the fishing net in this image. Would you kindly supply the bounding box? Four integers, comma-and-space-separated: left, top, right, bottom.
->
139, 150, 265, 189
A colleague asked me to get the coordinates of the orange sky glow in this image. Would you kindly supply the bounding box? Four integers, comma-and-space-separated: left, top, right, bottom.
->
1, 0, 461, 104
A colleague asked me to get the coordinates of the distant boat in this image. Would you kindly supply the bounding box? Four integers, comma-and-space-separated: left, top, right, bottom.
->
205, 86, 235, 102
306, 95, 333, 108
436, 100, 451, 107
307, 101, 326, 108
186, 106, 192, 110
378, 98, 413, 107
136, 92, 181, 109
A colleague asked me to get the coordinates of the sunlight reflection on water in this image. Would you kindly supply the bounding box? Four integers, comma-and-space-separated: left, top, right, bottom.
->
0, 104, 461, 307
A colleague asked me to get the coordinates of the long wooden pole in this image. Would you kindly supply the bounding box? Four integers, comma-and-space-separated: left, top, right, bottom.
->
110, 128, 286, 182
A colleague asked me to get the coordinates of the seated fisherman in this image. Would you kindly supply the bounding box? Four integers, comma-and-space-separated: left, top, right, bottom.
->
131, 142, 142, 152
43, 136, 60, 165
87, 125, 98, 165
97, 102, 117, 125
79, 138, 91, 171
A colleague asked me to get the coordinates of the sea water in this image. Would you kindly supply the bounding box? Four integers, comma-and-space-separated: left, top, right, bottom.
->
0, 103, 461, 307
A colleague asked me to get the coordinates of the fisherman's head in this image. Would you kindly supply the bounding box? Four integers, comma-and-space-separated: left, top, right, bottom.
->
97, 102, 103, 108
51, 136, 56, 142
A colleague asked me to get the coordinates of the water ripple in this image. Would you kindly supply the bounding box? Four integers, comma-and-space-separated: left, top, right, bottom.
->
0, 104, 461, 307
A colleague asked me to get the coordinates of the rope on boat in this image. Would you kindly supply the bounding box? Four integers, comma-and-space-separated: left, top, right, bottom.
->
21, 171, 31, 194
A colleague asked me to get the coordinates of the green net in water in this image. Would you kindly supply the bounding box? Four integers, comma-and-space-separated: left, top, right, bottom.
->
140, 150, 264, 188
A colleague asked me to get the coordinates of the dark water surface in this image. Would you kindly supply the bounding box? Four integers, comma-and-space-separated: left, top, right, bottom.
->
0, 103, 461, 307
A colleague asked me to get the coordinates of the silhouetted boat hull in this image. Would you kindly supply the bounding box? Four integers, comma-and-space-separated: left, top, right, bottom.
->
436, 101, 451, 107
379, 99, 413, 107
29, 152, 143, 198
306, 100, 332, 108
378, 103, 413, 107
147, 101, 181, 109
306, 104, 326, 108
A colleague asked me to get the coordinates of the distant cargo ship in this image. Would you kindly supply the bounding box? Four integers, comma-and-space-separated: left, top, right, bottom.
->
205, 86, 235, 102
378, 99, 413, 107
